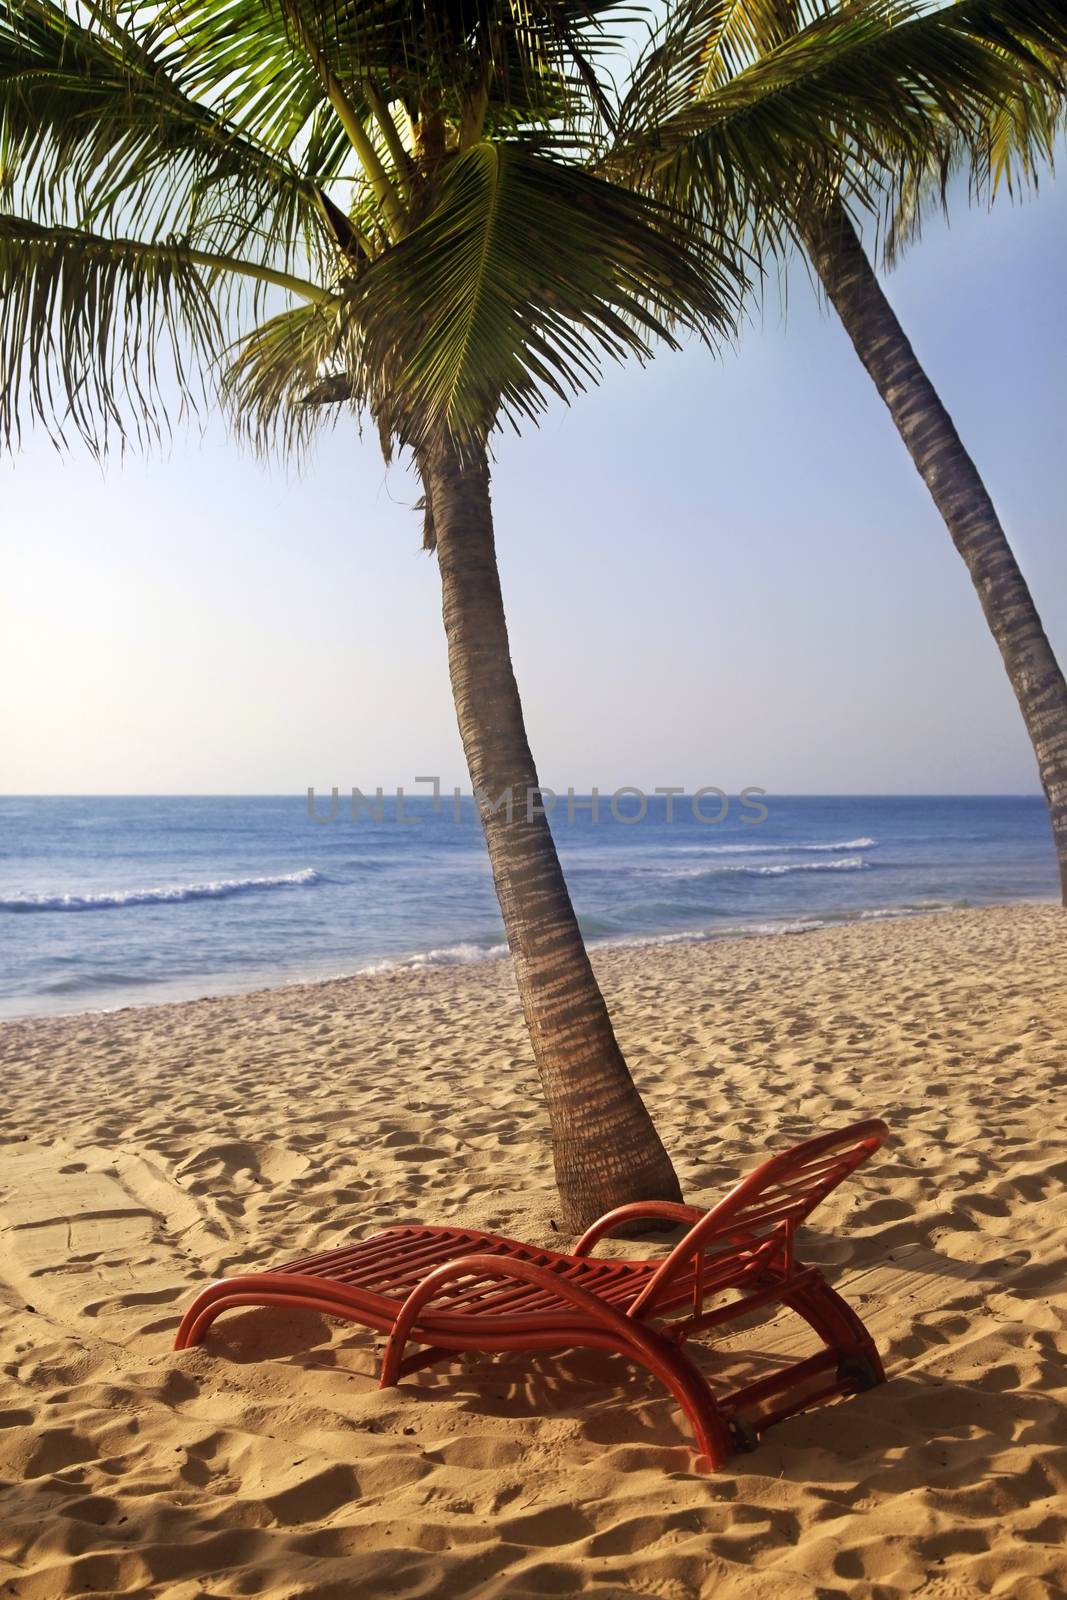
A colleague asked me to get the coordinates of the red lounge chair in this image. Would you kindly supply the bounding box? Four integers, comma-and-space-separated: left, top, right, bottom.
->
175, 1119, 888, 1468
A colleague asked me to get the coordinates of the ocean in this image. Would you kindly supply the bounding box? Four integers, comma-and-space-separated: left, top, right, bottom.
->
0, 794, 1058, 1019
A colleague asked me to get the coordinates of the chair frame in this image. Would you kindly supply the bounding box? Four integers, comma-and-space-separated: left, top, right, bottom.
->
175, 1119, 889, 1468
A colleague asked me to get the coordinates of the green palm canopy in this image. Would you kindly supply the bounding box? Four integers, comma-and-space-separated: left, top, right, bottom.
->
0, 0, 742, 459
3, 0, 1063, 463
611, 0, 1066, 230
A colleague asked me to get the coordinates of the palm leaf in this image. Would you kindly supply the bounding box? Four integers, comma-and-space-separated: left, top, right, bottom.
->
347, 139, 743, 453
622, 0, 831, 128
883, 68, 1062, 263
143, 0, 607, 184
141, 0, 334, 158
619, 0, 1067, 230
0, 212, 223, 450
274, 0, 635, 116
0, 0, 326, 269
224, 300, 346, 452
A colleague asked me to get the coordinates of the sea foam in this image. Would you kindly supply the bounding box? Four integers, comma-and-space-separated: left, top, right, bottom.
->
356, 940, 509, 976
0, 868, 321, 913
746, 856, 870, 876
656, 855, 872, 879
671, 837, 876, 856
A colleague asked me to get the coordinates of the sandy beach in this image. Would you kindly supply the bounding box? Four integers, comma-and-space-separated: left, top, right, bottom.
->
1, 902, 1064, 1599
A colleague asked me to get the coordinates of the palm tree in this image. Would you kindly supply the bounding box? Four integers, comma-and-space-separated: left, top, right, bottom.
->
0, 0, 720, 1228
800, 195, 1067, 902
5, 1, 1065, 1228
615, 0, 1067, 901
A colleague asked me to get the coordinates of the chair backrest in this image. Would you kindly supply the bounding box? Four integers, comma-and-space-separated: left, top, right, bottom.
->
630, 1118, 887, 1317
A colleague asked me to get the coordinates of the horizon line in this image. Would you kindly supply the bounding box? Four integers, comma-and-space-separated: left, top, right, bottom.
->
0, 790, 1048, 802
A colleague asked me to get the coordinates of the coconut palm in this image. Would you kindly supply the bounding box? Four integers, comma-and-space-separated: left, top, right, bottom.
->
0, 0, 714, 1229
616, 0, 1067, 901
4, 0, 1065, 1229
801, 194, 1067, 902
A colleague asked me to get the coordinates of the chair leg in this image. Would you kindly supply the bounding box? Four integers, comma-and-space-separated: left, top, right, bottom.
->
631, 1332, 739, 1469
175, 1285, 226, 1349
781, 1270, 886, 1387
379, 1327, 736, 1471
174, 1276, 396, 1353
176, 1288, 370, 1350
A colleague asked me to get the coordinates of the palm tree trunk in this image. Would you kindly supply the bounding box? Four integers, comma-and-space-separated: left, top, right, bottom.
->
800, 197, 1067, 904
420, 435, 683, 1231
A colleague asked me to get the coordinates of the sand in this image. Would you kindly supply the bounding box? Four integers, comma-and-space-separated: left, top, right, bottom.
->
0, 902, 1065, 1599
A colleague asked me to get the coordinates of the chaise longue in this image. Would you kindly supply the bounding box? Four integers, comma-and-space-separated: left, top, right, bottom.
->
175, 1118, 889, 1469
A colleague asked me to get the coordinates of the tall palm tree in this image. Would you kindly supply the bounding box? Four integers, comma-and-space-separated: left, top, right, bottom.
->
800, 194, 1067, 902
616, 0, 1067, 901
0, 0, 716, 1228
4, 1, 1065, 1227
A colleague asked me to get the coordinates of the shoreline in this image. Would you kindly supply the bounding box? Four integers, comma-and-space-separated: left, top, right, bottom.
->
3, 893, 1059, 1025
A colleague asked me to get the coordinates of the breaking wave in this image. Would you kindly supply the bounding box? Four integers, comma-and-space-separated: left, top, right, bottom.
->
655, 855, 872, 879
670, 837, 876, 856
746, 856, 870, 876
356, 940, 509, 975
1, 868, 322, 913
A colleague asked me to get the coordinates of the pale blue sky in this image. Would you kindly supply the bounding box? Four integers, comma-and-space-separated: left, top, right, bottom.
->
3, 180, 1064, 796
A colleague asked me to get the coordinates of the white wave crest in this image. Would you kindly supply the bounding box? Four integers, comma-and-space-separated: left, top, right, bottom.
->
737, 920, 828, 935
746, 856, 870, 876
1, 868, 321, 913
349, 897, 966, 980
356, 941, 509, 975
799, 837, 875, 851
655, 855, 872, 880
671, 837, 876, 856
556, 921, 831, 954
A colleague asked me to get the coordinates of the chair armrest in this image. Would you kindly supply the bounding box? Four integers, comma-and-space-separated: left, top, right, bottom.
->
572, 1201, 707, 1257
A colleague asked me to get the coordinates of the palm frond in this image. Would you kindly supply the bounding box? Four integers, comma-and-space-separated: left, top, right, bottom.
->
223, 299, 346, 452
882, 69, 1062, 264
141, 0, 328, 156
622, 0, 831, 129
0, 0, 327, 270
617, 0, 1067, 241
279, 0, 636, 114
346, 139, 743, 454
0, 212, 226, 451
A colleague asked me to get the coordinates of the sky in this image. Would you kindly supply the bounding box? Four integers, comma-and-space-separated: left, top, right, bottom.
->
3, 180, 1065, 797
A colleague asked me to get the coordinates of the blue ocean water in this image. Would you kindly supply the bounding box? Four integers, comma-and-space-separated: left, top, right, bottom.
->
0, 794, 1057, 1019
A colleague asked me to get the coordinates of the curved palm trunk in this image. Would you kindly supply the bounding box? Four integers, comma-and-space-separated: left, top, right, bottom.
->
420, 435, 683, 1232
800, 198, 1067, 904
